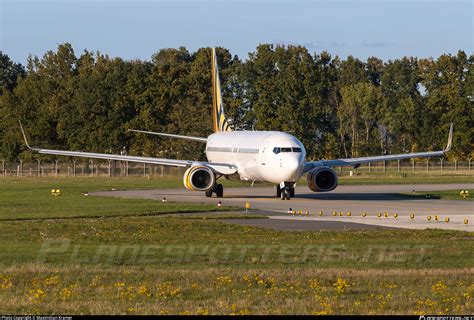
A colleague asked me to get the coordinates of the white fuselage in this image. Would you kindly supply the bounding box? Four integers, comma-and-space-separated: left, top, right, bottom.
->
205, 131, 306, 184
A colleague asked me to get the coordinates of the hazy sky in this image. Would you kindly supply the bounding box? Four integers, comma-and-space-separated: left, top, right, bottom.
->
1, 0, 472, 64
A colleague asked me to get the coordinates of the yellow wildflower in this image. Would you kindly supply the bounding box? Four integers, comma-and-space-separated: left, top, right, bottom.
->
43, 276, 60, 286
333, 278, 348, 294
432, 281, 447, 293
59, 287, 72, 300
196, 308, 209, 315
0, 276, 12, 289
27, 288, 46, 302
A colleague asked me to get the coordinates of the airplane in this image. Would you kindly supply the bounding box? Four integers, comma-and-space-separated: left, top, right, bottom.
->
19, 48, 453, 200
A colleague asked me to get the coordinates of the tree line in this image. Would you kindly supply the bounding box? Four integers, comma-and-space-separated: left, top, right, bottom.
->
0, 43, 472, 163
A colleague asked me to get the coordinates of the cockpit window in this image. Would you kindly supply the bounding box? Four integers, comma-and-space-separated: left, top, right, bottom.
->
273, 147, 302, 154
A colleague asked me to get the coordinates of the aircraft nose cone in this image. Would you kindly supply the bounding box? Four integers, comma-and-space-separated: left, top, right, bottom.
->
285, 156, 301, 180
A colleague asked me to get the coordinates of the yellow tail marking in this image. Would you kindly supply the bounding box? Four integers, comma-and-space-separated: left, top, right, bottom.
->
211, 48, 231, 133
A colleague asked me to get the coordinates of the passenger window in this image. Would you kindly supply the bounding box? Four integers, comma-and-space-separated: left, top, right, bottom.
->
281, 148, 292, 152
292, 147, 302, 153
273, 147, 280, 154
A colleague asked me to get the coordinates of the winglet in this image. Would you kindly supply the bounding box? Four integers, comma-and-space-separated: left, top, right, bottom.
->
19, 121, 37, 151
444, 123, 453, 153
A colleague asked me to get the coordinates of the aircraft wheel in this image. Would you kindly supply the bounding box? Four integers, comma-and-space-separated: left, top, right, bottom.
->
276, 185, 282, 198
205, 189, 213, 198
281, 188, 290, 200
289, 188, 295, 197
215, 184, 224, 198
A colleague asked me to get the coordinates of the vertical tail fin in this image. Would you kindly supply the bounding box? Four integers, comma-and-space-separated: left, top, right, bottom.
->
211, 48, 232, 133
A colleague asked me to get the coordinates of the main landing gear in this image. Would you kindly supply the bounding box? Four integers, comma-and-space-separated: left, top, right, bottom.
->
205, 183, 224, 198
276, 184, 295, 200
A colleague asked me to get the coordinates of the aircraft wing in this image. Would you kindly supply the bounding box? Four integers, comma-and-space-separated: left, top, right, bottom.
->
19, 123, 237, 175
304, 124, 453, 173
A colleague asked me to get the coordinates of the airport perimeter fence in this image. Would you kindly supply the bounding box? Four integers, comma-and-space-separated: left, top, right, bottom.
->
0, 158, 473, 178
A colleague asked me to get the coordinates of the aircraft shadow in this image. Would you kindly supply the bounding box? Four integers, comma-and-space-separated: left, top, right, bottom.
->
224, 193, 440, 201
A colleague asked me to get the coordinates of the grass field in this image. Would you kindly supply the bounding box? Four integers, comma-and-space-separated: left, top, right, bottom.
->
0, 178, 238, 220
402, 189, 473, 201
0, 177, 473, 315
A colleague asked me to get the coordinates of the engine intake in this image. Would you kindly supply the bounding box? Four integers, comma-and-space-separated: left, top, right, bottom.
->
183, 165, 215, 191
307, 167, 338, 192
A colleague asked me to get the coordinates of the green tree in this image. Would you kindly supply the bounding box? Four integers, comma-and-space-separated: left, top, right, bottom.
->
0, 52, 26, 95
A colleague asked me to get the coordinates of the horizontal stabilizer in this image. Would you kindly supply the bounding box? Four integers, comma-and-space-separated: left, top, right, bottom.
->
128, 129, 207, 143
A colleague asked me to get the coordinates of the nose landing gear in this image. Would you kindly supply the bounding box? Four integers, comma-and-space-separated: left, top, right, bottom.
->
276, 184, 295, 200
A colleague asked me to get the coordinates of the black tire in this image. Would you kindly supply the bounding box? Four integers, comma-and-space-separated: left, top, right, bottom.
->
281, 188, 291, 200
276, 185, 282, 198
215, 184, 224, 198
205, 189, 213, 198
289, 188, 295, 197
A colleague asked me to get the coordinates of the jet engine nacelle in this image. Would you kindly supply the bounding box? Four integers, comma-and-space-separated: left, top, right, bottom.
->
307, 166, 338, 192
183, 165, 215, 191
